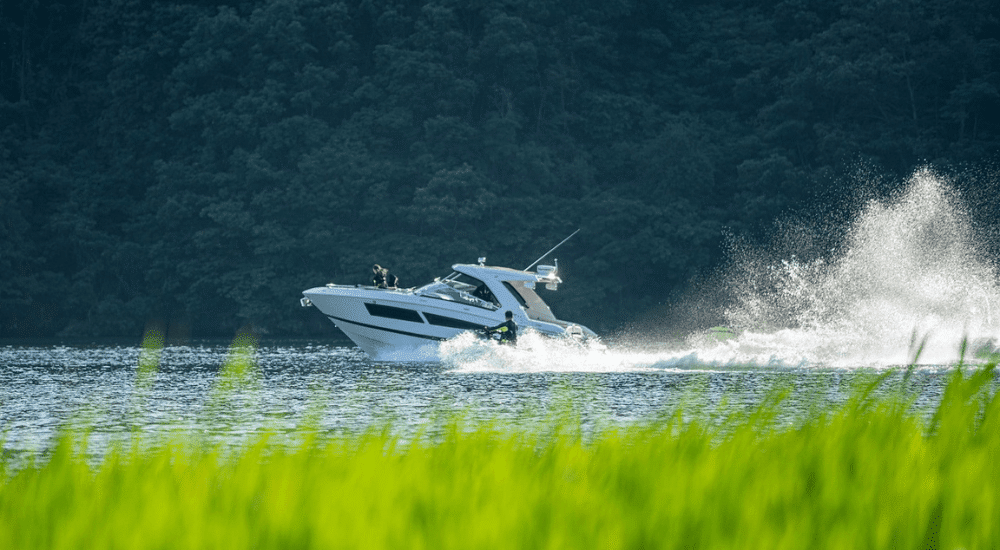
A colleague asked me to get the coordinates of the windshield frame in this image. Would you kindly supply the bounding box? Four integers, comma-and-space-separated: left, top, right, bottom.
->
502, 281, 558, 322
414, 272, 500, 310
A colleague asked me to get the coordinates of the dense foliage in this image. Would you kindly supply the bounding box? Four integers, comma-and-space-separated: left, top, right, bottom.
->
1, 0, 998, 337
3, 358, 1000, 548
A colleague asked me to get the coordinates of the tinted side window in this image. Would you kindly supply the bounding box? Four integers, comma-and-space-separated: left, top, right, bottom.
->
365, 303, 424, 323
424, 313, 484, 330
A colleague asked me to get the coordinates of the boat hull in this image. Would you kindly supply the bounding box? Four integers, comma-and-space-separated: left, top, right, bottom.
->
302, 285, 580, 361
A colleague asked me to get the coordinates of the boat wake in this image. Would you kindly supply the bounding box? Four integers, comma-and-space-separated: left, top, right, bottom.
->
439, 329, 848, 373
443, 167, 1000, 372
704, 167, 1000, 368
439, 330, 625, 373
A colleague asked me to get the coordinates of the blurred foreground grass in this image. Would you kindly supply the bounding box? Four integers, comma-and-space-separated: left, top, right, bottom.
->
1, 334, 999, 549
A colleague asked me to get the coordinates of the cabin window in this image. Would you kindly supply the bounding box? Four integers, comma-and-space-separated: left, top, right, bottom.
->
424, 313, 485, 331
364, 303, 425, 323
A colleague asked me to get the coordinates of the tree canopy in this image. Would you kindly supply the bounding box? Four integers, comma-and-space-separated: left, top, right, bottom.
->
1, 0, 998, 338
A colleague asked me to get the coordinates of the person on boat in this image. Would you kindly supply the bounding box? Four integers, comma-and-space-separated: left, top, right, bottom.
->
473, 284, 498, 306
485, 310, 517, 345
372, 264, 398, 289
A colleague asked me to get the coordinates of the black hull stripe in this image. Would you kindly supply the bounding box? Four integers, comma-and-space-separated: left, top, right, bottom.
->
326, 315, 448, 341
424, 312, 486, 331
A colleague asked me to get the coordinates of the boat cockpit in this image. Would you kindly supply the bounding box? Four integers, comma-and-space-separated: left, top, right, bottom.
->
414, 272, 500, 310
413, 267, 562, 325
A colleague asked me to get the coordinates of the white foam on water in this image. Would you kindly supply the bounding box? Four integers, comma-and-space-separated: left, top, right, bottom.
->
440, 330, 641, 373
441, 330, 781, 373
708, 168, 1000, 368
442, 167, 1000, 372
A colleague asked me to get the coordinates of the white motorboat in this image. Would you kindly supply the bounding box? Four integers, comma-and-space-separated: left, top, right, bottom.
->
300, 260, 597, 361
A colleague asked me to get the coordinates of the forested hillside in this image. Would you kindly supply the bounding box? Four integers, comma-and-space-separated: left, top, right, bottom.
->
1, 0, 998, 338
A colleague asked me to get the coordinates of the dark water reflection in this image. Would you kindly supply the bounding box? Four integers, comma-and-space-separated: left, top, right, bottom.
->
0, 339, 955, 461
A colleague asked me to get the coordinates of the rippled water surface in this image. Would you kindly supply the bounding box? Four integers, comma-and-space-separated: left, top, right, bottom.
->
0, 338, 957, 462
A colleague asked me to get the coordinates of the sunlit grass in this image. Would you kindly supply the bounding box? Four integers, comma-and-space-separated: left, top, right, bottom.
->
1, 339, 998, 548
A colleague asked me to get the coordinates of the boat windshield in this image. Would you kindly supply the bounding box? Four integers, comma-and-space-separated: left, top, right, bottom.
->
415, 272, 500, 310
503, 281, 558, 322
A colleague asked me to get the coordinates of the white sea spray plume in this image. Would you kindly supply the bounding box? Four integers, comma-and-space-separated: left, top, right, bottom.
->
700, 167, 1000, 367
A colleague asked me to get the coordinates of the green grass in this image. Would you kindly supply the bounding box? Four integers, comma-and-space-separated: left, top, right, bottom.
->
2, 342, 999, 548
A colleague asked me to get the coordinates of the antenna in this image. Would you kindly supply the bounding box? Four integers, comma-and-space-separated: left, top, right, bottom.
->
524, 229, 580, 271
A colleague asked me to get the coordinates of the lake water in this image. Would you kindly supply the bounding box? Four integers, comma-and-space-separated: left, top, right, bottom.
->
3, 169, 997, 461
0, 335, 960, 464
